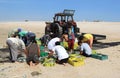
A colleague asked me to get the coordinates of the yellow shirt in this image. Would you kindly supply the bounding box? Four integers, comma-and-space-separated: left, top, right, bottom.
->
83, 34, 93, 42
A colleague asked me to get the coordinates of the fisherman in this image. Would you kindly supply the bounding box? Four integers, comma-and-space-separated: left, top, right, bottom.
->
6, 34, 27, 63
8, 28, 22, 38
79, 33, 93, 48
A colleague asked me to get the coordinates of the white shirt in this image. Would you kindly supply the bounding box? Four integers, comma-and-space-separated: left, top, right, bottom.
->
80, 43, 92, 55
47, 37, 60, 50
6, 37, 25, 50
52, 45, 69, 60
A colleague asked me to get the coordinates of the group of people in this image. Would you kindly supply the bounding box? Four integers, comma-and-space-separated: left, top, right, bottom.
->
6, 28, 40, 66
78, 33, 93, 57
6, 27, 94, 66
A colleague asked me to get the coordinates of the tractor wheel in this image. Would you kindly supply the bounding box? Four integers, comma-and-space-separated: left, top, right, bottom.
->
50, 23, 63, 38
45, 25, 51, 35
56, 23, 63, 37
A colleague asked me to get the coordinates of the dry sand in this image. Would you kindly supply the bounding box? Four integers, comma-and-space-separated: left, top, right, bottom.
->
0, 21, 120, 78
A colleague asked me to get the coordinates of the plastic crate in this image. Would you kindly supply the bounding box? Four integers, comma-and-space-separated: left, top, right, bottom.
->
68, 57, 85, 67
92, 50, 97, 54
91, 53, 108, 60
40, 51, 48, 57
40, 45, 45, 51
36, 38, 41, 45
42, 58, 56, 67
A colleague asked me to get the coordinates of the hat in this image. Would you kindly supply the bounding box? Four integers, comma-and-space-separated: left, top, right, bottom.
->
17, 28, 22, 32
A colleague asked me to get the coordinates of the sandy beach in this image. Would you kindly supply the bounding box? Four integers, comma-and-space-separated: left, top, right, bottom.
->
0, 21, 120, 78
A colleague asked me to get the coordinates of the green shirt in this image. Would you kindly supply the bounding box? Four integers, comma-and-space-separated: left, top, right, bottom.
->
18, 31, 28, 37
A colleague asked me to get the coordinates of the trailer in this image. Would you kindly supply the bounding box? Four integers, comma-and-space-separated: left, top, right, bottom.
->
81, 33, 106, 42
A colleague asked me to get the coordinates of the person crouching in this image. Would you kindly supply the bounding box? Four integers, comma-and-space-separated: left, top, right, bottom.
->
50, 41, 69, 66
26, 34, 40, 66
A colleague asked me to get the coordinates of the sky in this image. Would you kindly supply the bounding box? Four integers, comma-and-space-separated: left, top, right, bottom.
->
0, 0, 120, 22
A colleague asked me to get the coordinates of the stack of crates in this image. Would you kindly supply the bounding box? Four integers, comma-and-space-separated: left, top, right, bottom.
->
68, 54, 85, 67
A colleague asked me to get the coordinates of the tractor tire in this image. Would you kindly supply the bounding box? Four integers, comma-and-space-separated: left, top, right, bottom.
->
56, 23, 63, 37
45, 25, 51, 35
51, 23, 63, 38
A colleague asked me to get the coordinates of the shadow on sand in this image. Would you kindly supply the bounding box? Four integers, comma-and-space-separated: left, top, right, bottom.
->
0, 48, 11, 63
93, 41, 120, 50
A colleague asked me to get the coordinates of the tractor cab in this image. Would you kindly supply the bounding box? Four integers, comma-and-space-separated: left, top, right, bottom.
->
53, 9, 75, 23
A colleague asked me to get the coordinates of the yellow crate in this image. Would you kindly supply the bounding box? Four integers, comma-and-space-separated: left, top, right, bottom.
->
42, 58, 55, 67
73, 42, 79, 50
43, 62, 55, 67
69, 54, 86, 60
69, 54, 78, 57
68, 57, 85, 67
92, 50, 97, 54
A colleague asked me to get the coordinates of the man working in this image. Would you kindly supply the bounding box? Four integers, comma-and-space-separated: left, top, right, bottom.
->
51, 41, 69, 65
6, 34, 27, 62
79, 33, 93, 48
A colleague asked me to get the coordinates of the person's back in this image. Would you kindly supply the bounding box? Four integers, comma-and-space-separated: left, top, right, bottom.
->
53, 45, 69, 60
6, 36, 26, 62
79, 43, 92, 57
26, 36, 40, 66
83, 34, 93, 40
47, 37, 60, 50
18, 30, 28, 45
27, 43, 39, 57
52, 41, 69, 65
18, 31, 28, 37
83, 34, 93, 48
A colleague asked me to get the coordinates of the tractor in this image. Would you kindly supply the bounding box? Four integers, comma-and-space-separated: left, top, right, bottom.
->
45, 9, 80, 38
42, 9, 106, 46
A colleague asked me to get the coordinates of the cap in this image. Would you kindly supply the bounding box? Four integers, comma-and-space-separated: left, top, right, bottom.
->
17, 28, 22, 32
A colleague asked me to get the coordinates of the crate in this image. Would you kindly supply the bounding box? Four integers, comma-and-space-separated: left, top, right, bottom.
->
36, 38, 41, 45
43, 62, 55, 67
91, 53, 108, 60
40, 51, 48, 57
68, 57, 85, 67
40, 45, 45, 51
92, 50, 97, 54
42, 58, 56, 67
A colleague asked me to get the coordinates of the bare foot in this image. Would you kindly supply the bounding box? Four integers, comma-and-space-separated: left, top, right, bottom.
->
15, 61, 20, 64
30, 61, 34, 66
63, 63, 67, 66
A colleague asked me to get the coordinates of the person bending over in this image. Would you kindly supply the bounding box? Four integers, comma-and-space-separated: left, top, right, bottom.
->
51, 41, 69, 65
6, 34, 27, 63
26, 35, 40, 66
78, 41, 92, 57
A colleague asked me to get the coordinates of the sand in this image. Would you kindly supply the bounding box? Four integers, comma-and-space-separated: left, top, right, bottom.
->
0, 21, 120, 78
